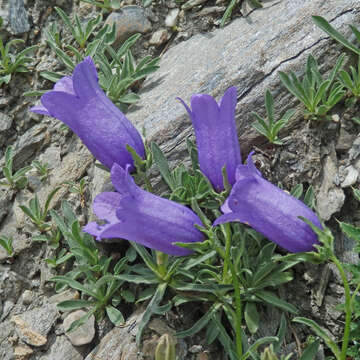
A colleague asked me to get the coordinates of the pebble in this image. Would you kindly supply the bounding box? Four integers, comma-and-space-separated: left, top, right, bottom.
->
340, 165, 358, 188
13, 344, 33, 359
165, 8, 180, 28
105, 6, 152, 48
49, 289, 79, 306
182, 0, 208, 10
12, 316, 47, 347
63, 310, 95, 346
21, 290, 34, 305
149, 29, 170, 46
195, 6, 226, 17
7, 0, 30, 35
0, 112, 13, 132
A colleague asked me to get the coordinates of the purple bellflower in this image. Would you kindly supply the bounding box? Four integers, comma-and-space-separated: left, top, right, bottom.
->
178, 87, 241, 192
83, 163, 205, 256
31, 57, 145, 171
214, 152, 321, 253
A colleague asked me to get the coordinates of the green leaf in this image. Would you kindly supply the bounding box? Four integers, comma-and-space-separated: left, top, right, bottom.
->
292, 317, 341, 359
273, 313, 287, 353
338, 221, 360, 242
256, 290, 298, 314
239, 337, 278, 360
151, 142, 174, 190
290, 183, 303, 199
299, 340, 320, 360
312, 16, 360, 55
244, 302, 259, 334
57, 299, 95, 311
136, 283, 167, 345
176, 303, 222, 338
106, 306, 125, 326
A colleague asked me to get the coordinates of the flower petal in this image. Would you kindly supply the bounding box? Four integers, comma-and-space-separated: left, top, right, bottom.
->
32, 57, 145, 170
179, 87, 241, 191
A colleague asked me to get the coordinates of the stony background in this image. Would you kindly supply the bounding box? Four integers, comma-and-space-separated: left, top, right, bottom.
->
0, 0, 360, 359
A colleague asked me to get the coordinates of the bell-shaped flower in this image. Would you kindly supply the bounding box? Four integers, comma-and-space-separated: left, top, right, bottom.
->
178, 87, 241, 192
31, 57, 145, 170
83, 163, 205, 256
214, 152, 321, 253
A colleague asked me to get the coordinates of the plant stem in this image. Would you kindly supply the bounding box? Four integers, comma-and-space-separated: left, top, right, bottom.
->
331, 255, 352, 360
229, 258, 243, 358
156, 251, 168, 279
221, 223, 232, 283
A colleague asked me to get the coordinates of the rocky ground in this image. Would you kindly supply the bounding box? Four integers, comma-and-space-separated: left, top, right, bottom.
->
1, 0, 360, 359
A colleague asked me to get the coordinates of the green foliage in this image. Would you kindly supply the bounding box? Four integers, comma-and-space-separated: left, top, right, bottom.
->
338, 56, 360, 99
64, 178, 87, 207
19, 187, 61, 232
28, 7, 160, 109
0, 31, 37, 85
0, 146, 32, 189
32, 160, 50, 182
252, 90, 295, 145
80, 0, 122, 12
312, 16, 360, 56
50, 200, 135, 331
98, 33, 160, 109
0, 235, 14, 257
279, 54, 346, 119
220, 0, 263, 28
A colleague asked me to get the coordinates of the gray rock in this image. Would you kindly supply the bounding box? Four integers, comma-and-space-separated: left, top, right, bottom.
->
340, 165, 358, 188
182, 0, 208, 10
165, 8, 180, 28
12, 123, 48, 171
0, 112, 12, 132
316, 146, 345, 221
336, 126, 355, 152
0, 320, 15, 360
128, 0, 359, 160
0, 188, 13, 224
149, 29, 170, 46
63, 310, 95, 346
85, 310, 144, 360
105, 6, 152, 48
9, 0, 30, 35
37, 335, 83, 360
0, 265, 30, 302
49, 289, 80, 307
11, 303, 59, 347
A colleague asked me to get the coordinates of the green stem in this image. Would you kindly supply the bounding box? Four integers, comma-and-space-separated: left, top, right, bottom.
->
221, 223, 232, 283
351, 283, 360, 304
229, 258, 243, 358
331, 255, 352, 360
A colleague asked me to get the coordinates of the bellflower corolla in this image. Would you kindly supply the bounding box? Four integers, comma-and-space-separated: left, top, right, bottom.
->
83, 163, 205, 256
31, 57, 145, 170
178, 87, 241, 192
214, 152, 321, 253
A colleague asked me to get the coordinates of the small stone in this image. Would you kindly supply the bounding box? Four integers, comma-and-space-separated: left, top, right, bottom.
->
149, 29, 170, 46
182, 0, 208, 10
49, 289, 80, 306
9, 0, 30, 35
189, 345, 203, 353
195, 6, 226, 17
165, 8, 180, 28
39, 335, 83, 360
331, 114, 340, 122
12, 316, 47, 347
64, 310, 95, 346
105, 6, 152, 48
21, 290, 34, 305
11, 304, 59, 346
340, 165, 358, 188
336, 127, 354, 152
13, 344, 33, 360
0, 112, 13, 132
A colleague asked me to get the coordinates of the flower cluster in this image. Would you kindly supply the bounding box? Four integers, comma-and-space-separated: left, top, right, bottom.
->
32, 57, 320, 255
